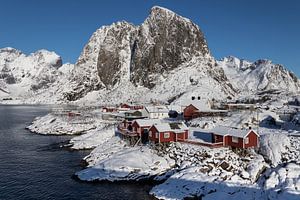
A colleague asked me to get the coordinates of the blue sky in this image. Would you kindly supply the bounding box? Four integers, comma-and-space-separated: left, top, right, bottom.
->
1, 0, 299, 76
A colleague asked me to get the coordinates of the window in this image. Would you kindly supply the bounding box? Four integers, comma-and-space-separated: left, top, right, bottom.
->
156, 132, 159, 138
245, 137, 249, 144
164, 132, 170, 138
133, 127, 136, 131
232, 136, 239, 143
149, 131, 152, 137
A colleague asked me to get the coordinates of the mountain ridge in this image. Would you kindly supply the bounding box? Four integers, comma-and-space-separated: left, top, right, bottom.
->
0, 6, 299, 104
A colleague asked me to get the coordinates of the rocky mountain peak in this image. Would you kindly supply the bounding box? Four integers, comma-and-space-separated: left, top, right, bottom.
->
0, 47, 22, 55
71, 5, 213, 95
129, 6, 211, 88
31, 50, 63, 69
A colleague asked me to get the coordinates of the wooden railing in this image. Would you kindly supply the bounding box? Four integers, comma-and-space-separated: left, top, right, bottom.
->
117, 126, 138, 137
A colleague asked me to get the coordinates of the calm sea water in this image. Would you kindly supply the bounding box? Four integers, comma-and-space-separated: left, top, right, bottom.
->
0, 105, 152, 200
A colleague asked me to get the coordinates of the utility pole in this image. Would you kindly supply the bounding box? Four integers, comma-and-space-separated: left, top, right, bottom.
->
256, 104, 259, 134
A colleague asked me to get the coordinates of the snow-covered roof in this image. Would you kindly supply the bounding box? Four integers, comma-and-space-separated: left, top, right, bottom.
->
134, 119, 161, 127
167, 105, 182, 113
145, 105, 169, 113
211, 126, 258, 138
153, 122, 188, 133
181, 99, 211, 111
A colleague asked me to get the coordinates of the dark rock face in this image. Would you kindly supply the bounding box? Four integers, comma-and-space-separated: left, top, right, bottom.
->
52, 58, 63, 69
131, 7, 210, 88
96, 22, 137, 87
0, 64, 16, 84
94, 6, 211, 89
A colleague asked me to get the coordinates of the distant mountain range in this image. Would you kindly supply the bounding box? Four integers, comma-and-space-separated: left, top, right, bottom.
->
0, 6, 299, 104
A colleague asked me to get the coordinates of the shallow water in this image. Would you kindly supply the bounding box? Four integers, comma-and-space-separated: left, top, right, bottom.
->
0, 105, 152, 200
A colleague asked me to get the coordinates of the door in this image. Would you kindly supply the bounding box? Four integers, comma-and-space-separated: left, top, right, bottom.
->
141, 129, 149, 144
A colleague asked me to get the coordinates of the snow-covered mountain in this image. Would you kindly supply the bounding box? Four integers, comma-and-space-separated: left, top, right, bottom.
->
62, 6, 235, 104
219, 56, 300, 94
0, 47, 74, 102
0, 6, 299, 104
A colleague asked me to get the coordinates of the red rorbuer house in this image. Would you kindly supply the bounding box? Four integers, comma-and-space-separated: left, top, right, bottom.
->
131, 119, 161, 137
183, 101, 227, 120
149, 122, 189, 143
211, 126, 259, 148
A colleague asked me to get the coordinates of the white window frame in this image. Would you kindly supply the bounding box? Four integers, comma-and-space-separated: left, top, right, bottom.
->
156, 132, 159, 138
245, 137, 249, 144
164, 132, 170, 138
149, 131, 152, 137
232, 136, 239, 143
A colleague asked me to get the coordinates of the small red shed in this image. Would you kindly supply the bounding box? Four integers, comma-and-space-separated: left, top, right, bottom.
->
102, 106, 118, 113
120, 103, 144, 110
211, 126, 259, 148
183, 101, 227, 120
148, 122, 189, 143
183, 100, 212, 120
183, 104, 199, 120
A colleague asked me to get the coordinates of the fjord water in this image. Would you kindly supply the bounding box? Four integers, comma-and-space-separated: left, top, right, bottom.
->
0, 105, 151, 200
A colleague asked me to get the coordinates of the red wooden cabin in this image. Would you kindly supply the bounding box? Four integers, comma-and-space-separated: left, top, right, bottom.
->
211, 126, 259, 148
148, 122, 189, 143
131, 119, 161, 137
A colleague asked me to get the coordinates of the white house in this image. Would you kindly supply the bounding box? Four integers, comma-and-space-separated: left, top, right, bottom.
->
145, 105, 169, 119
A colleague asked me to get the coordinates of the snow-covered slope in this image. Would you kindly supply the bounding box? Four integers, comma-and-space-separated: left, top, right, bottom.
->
219, 56, 300, 94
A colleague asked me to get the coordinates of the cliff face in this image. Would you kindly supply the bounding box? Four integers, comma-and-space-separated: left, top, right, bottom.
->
79, 6, 212, 89
96, 22, 137, 87
130, 6, 211, 88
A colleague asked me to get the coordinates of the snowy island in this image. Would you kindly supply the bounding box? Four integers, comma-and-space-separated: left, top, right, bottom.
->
2, 5, 300, 200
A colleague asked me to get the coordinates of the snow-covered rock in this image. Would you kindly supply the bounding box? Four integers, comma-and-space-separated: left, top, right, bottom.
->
70, 125, 115, 150
27, 113, 110, 135
259, 133, 291, 166
150, 166, 263, 200
260, 162, 300, 200
76, 144, 175, 182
